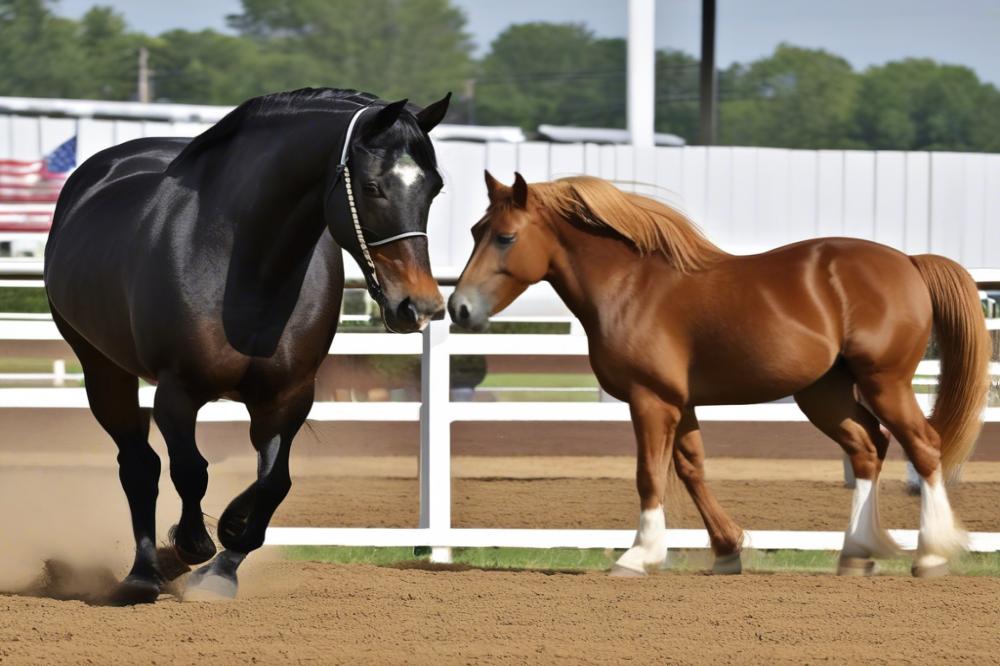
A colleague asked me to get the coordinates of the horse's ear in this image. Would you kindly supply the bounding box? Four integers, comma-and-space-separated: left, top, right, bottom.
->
416, 92, 451, 134
512, 172, 529, 208
484, 170, 507, 201
365, 99, 408, 137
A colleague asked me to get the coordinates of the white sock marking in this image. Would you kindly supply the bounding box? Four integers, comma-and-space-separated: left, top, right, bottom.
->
916, 473, 966, 567
614, 507, 667, 573
843, 478, 899, 558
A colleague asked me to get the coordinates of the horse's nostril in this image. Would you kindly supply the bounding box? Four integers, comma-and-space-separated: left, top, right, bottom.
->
459, 304, 470, 321
398, 298, 419, 324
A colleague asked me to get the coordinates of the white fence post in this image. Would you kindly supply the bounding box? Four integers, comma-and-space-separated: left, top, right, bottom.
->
52, 358, 66, 387
420, 318, 452, 563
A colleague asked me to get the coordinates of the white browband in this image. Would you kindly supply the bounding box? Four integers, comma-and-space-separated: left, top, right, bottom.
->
339, 105, 428, 291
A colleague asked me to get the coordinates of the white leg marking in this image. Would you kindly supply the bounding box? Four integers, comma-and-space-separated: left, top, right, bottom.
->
613, 507, 667, 574
842, 478, 901, 558
915, 472, 967, 569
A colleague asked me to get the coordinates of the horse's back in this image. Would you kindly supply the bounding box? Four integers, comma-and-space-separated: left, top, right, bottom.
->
47, 137, 189, 240
45, 137, 196, 377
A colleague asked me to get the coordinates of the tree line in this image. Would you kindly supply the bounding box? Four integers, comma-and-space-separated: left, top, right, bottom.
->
2, 0, 999, 152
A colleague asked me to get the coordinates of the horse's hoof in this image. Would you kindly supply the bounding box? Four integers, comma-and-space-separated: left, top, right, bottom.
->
837, 556, 877, 577
912, 561, 949, 578
183, 568, 238, 602
168, 524, 218, 566
156, 545, 192, 582
712, 552, 742, 575
109, 575, 161, 606
609, 564, 646, 578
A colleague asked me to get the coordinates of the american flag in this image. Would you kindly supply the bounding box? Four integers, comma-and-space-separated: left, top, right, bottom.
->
0, 136, 76, 232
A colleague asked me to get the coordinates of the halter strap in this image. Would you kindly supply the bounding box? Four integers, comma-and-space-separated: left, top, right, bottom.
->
338, 105, 428, 297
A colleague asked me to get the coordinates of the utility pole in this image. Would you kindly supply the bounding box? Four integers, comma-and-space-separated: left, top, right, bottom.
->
137, 47, 151, 103
699, 0, 718, 145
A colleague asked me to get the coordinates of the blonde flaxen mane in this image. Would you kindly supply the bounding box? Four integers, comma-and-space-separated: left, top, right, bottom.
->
531, 176, 729, 273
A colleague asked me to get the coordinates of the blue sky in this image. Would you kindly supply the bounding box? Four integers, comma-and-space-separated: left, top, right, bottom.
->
53, 0, 1000, 84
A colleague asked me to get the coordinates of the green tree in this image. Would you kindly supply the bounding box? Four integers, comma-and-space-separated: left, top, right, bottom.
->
0, 0, 90, 97
655, 49, 700, 142
720, 44, 860, 148
149, 29, 290, 104
227, 0, 473, 103
78, 6, 148, 100
474, 23, 627, 130
852, 59, 1000, 152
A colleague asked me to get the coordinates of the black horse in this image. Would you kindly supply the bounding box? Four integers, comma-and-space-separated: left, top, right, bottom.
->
44, 88, 450, 604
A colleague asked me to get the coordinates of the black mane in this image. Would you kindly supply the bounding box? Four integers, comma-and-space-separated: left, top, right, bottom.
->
166, 88, 386, 174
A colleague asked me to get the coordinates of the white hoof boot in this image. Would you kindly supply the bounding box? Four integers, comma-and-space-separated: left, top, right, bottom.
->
611, 508, 667, 577
712, 552, 742, 575
182, 551, 244, 602
183, 571, 238, 602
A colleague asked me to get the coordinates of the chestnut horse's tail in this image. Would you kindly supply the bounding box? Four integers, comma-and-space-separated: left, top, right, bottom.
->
910, 255, 991, 478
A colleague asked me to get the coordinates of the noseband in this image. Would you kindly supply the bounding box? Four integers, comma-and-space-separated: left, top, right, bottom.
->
336, 105, 428, 305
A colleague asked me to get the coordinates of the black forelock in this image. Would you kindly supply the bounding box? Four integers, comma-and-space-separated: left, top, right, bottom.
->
361, 112, 438, 172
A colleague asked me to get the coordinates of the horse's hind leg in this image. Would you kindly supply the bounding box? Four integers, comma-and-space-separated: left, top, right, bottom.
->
672, 409, 744, 574
856, 376, 964, 577
152, 375, 216, 569
69, 342, 162, 604
184, 384, 314, 600
794, 363, 900, 575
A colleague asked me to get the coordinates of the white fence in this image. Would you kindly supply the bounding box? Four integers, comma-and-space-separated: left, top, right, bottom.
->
2, 290, 1000, 558
3, 111, 1000, 278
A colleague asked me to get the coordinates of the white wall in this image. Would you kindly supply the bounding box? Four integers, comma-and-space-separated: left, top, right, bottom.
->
3, 114, 1000, 277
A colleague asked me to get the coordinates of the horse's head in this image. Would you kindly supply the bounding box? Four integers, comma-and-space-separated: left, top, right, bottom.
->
327, 94, 450, 333
449, 171, 555, 331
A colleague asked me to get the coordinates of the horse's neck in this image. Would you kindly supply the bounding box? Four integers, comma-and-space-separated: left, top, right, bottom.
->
199, 121, 341, 356
546, 226, 682, 338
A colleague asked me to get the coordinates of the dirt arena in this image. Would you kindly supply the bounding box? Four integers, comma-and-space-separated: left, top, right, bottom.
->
2, 417, 999, 662
4, 562, 1000, 664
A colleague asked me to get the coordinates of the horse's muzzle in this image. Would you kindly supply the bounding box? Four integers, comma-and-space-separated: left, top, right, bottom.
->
447, 289, 489, 332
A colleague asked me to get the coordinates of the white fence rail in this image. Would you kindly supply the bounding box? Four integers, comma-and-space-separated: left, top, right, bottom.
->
2, 313, 1000, 558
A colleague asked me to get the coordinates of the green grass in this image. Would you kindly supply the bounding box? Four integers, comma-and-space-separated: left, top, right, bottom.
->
0, 287, 49, 313
480, 373, 599, 389
0, 357, 83, 373
284, 546, 1000, 576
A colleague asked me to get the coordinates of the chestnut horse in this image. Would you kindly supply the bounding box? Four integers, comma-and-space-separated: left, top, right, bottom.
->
450, 172, 990, 578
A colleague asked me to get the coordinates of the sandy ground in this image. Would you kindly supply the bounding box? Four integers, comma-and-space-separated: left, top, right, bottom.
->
2, 561, 1000, 664
2, 420, 999, 663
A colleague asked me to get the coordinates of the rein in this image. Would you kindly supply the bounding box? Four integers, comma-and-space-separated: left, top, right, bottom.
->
336, 105, 428, 305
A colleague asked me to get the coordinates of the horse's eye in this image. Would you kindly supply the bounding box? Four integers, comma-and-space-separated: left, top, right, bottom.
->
496, 233, 517, 246
363, 181, 382, 196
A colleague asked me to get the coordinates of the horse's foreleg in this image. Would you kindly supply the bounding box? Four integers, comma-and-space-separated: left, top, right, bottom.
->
152, 376, 215, 569
610, 392, 679, 577
672, 409, 744, 574
184, 384, 313, 601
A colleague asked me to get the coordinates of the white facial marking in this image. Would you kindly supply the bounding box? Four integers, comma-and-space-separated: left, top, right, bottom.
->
391, 154, 424, 189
